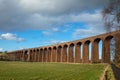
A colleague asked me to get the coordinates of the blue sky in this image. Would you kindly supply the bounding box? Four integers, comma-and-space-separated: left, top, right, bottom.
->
0, 0, 109, 52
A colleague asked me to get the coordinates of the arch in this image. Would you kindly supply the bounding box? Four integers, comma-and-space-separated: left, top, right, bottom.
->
21, 50, 24, 61
14, 52, 17, 61
69, 43, 75, 63
83, 40, 91, 63
105, 35, 114, 40
24, 50, 28, 62
48, 47, 52, 62
40, 48, 43, 62
110, 38, 115, 62
19, 51, 21, 60
29, 49, 33, 62
52, 46, 57, 62
102, 35, 114, 63
43, 48, 47, 62
20, 51, 23, 61
57, 46, 62, 62
34, 49, 38, 62
33, 49, 36, 62
36, 49, 39, 62
62, 44, 68, 62
75, 42, 82, 63
18, 51, 21, 61
92, 38, 102, 63
16, 51, 20, 61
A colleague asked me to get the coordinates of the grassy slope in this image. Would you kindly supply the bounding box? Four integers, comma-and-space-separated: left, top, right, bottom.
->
0, 62, 106, 80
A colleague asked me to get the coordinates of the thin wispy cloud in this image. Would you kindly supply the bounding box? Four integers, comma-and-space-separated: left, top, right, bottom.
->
44, 39, 66, 45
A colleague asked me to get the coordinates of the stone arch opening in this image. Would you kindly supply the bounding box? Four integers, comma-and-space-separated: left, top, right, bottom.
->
75, 42, 82, 63
83, 40, 92, 63
17, 51, 20, 61
33, 49, 36, 62
89, 42, 92, 62
69, 43, 75, 63
92, 38, 103, 63
53, 46, 57, 62
18, 51, 21, 60
29, 50, 33, 62
62, 44, 68, 62
15, 52, 18, 61
57, 46, 62, 62
40, 48, 43, 62
99, 40, 103, 62
103, 35, 115, 63
16, 51, 20, 61
21, 51, 24, 58
36, 49, 39, 62
110, 38, 115, 62
43, 48, 47, 62
24, 50, 28, 62
48, 47, 52, 62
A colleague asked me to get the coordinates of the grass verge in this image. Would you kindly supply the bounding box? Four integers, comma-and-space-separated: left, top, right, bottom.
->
0, 61, 106, 80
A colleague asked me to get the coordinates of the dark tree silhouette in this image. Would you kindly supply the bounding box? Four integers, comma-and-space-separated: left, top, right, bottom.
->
102, 0, 120, 65
102, 0, 120, 32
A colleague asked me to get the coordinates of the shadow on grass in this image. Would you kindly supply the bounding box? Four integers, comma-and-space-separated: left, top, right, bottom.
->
111, 64, 120, 80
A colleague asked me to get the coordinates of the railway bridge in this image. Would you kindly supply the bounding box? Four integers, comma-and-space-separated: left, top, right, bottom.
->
7, 30, 120, 63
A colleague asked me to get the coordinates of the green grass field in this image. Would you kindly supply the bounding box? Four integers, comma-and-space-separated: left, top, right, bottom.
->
0, 61, 106, 80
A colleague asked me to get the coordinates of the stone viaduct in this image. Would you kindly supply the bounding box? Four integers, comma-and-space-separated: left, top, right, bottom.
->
7, 30, 120, 63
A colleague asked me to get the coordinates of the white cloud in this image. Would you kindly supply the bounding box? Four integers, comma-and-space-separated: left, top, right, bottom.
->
72, 10, 106, 39
42, 31, 51, 35
73, 27, 106, 39
71, 10, 102, 23
42, 27, 69, 36
19, 47, 25, 50
0, 33, 25, 42
0, 48, 4, 52
44, 39, 66, 45
52, 28, 59, 32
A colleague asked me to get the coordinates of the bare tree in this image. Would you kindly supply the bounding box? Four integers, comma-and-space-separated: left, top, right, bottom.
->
102, 0, 120, 64
102, 0, 120, 32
